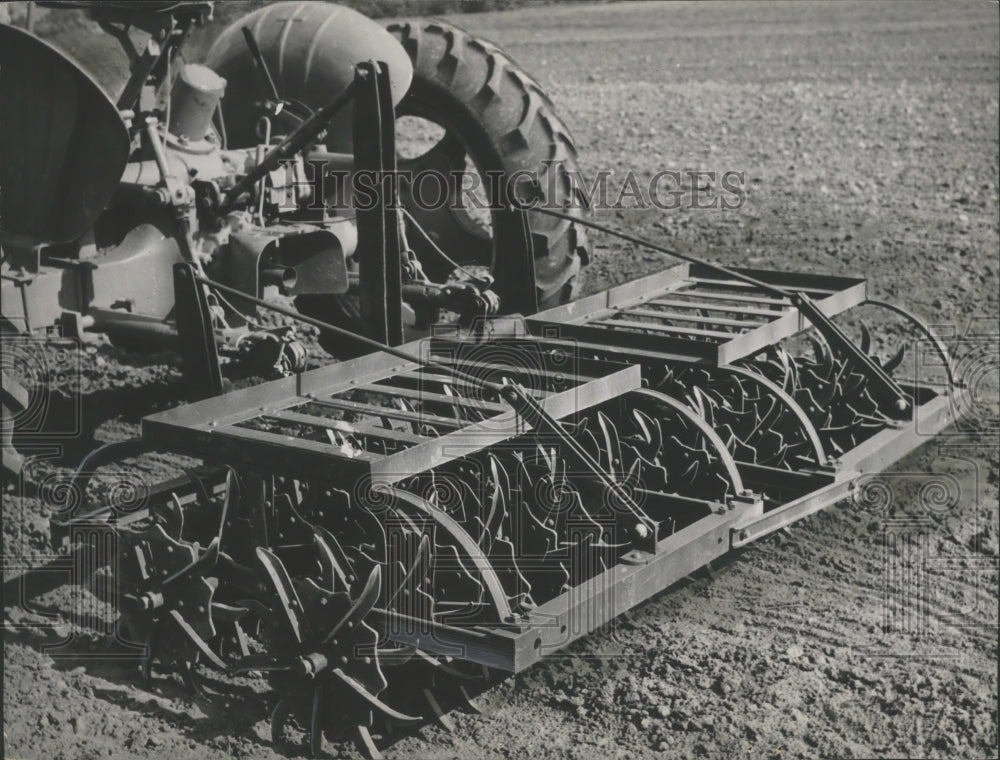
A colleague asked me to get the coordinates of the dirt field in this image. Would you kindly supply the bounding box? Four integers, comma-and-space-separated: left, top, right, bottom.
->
3, 1, 999, 759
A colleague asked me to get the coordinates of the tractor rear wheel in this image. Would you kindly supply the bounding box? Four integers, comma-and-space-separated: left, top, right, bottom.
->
297, 19, 589, 358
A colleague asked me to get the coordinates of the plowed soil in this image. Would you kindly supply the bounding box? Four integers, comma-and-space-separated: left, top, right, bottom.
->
3, 2, 998, 759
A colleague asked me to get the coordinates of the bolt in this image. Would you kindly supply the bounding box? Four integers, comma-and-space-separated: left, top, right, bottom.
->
295, 652, 329, 677
634, 523, 649, 539
138, 591, 165, 611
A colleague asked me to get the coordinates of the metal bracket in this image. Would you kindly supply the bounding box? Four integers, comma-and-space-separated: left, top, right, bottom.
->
490, 204, 537, 316
173, 262, 223, 401
354, 60, 403, 347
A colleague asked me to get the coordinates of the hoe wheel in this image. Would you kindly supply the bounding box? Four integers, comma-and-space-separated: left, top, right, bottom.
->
298, 19, 590, 356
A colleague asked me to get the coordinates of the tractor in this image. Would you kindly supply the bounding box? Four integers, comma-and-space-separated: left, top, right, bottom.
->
1, 0, 588, 477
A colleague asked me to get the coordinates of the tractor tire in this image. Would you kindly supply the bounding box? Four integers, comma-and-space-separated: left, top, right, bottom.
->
386, 18, 590, 304
297, 19, 590, 358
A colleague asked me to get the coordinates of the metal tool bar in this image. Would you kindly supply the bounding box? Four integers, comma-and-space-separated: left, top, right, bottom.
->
352, 383, 508, 414
646, 296, 785, 318
687, 277, 838, 296
668, 288, 792, 307
527, 319, 722, 363
299, 397, 465, 430
434, 354, 607, 383
688, 264, 865, 294
267, 410, 430, 446
613, 307, 768, 328
591, 318, 733, 339
383, 371, 553, 399
427, 355, 601, 383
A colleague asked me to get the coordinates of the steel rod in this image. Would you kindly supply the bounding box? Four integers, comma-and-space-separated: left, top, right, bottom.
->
191, 274, 500, 394
221, 80, 356, 211
531, 207, 790, 299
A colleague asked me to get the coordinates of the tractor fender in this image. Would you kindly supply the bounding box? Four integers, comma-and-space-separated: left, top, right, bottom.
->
0, 23, 129, 247
204, 1, 413, 153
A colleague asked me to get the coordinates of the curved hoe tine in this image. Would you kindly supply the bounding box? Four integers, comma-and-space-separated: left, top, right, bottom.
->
774, 348, 794, 392
180, 466, 213, 515
536, 443, 556, 478
236, 598, 271, 618
310, 685, 324, 758
356, 724, 383, 760
313, 523, 355, 585
167, 609, 226, 670
692, 387, 716, 426
256, 547, 306, 645
486, 456, 504, 532
703, 385, 729, 409
153, 493, 185, 539
141, 628, 157, 686
385, 534, 431, 608
640, 408, 663, 456
395, 396, 418, 433
270, 697, 291, 745
332, 668, 420, 724
379, 413, 396, 434
597, 411, 622, 481
458, 685, 483, 714
423, 687, 456, 732
179, 660, 203, 696
860, 322, 872, 355
883, 344, 906, 374
813, 332, 835, 380
210, 601, 248, 622
441, 384, 465, 425
163, 535, 220, 587
213, 467, 237, 540
813, 381, 837, 408
631, 407, 653, 444
793, 385, 822, 414
414, 648, 477, 679
623, 457, 642, 492
711, 471, 733, 501
314, 527, 347, 593
579, 428, 601, 463
808, 335, 826, 367
748, 396, 780, 439
279, 491, 314, 533
323, 565, 381, 645
842, 372, 868, 399
684, 390, 705, 421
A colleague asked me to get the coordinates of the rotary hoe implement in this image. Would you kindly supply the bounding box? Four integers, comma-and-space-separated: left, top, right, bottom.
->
48, 254, 965, 756
2, 2, 968, 758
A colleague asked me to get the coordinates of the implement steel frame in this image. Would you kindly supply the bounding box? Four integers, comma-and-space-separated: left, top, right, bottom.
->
374, 388, 962, 672
48, 264, 967, 675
